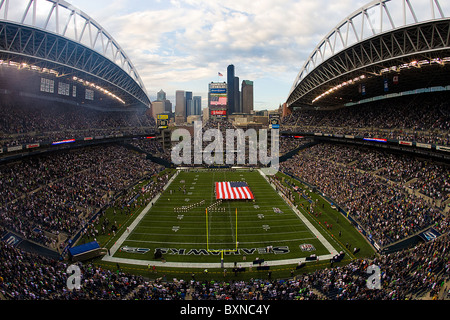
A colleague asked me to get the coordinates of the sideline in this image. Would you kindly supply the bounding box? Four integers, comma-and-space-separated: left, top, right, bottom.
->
102, 169, 180, 259
258, 169, 339, 256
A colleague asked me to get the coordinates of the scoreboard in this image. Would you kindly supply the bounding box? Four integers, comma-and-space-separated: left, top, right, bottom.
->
157, 114, 169, 130
269, 114, 280, 129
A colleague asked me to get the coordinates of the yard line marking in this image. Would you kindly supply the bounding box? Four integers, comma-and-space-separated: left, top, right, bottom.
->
258, 169, 339, 256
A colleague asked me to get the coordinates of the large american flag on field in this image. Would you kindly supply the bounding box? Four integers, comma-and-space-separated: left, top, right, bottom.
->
215, 181, 254, 200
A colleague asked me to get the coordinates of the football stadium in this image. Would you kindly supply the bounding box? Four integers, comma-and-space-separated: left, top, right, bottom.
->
0, 0, 449, 307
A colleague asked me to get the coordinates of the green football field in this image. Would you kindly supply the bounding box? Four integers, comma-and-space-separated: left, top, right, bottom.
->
102, 168, 346, 267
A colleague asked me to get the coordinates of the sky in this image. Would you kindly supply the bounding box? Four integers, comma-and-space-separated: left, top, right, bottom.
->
65, 0, 371, 110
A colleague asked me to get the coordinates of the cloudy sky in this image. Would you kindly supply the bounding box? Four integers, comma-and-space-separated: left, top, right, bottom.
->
65, 0, 370, 110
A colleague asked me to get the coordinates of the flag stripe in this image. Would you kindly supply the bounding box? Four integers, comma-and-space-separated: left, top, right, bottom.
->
223, 182, 230, 199
230, 183, 238, 199
242, 186, 252, 199
227, 182, 236, 199
219, 182, 223, 199
236, 187, 244, 199
215, 182, 222, 199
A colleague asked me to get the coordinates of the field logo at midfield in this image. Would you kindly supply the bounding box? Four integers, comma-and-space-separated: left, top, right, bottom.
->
171, 121, 279, 175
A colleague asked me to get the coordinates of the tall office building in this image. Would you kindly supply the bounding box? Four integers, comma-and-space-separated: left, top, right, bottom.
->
234, 76, 240, 113
156, 89, 172, 114
241, 80, 254, 114
227, 64, 235, 114
164, 100, 172, 113
193, 96, 201, 115
156, 89, 166, 101
203, 106, 209, 121
185, 91, 193, 117
175, 90, 186, 122
151, 101, 165, 120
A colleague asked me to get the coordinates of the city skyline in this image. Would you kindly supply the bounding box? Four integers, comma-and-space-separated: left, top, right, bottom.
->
156, 64, 254, 116
67, 0, 374, 110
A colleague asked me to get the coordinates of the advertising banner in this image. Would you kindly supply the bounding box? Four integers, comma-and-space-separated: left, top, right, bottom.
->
211, 109, 227, 115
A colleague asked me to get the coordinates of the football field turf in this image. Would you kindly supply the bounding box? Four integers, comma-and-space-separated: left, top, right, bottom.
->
103, 168, 342, 268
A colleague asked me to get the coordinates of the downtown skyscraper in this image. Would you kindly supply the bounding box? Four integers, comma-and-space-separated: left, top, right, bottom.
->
193, 96, 201, 115
227, 64, 245, 114
185, 91, 193, 117
241, 80, 254, 114
175, 90, 186, 123
227, 64, 235, 114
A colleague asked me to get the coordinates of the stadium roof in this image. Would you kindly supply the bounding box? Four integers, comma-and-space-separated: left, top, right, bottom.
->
0, 0, 150, 109
287, 0, 450, 109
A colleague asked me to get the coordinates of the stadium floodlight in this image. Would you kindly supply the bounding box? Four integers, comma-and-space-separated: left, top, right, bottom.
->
70, 75, 126, 104
312, 73, 367, 103
430, 58, 443, 65
399, 63, 410, 70
312, 53, 450, 104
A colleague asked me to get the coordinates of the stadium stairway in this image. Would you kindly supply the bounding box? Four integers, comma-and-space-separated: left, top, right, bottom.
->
323, 287, 341, 300
311, 282, 338, 300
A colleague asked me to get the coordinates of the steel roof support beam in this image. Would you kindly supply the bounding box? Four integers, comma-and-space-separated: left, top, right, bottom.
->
0, 0, 148, 103
288, 0, 450, 107
0, 22, 150, 107
288, 20, 450, 107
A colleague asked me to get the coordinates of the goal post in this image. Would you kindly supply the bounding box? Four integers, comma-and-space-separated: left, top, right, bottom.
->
205, 207, 238, 253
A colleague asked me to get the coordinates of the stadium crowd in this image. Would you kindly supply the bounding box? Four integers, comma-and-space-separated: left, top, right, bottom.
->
0, 137, 448, 301
169, 119, 308, 167
0, 144, 165, 248
0, 230, 448, 300
130, 138, 172, 162
0, 100, 156, 148
280, 143, 449, 247
0, 97, 449, 301
282, 93, 450, 146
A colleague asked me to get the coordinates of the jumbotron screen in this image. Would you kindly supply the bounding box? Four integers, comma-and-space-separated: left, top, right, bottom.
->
210, 95, 227, 106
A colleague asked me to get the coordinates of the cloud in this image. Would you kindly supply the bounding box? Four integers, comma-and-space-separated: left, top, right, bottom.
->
67, 0, 370, 107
